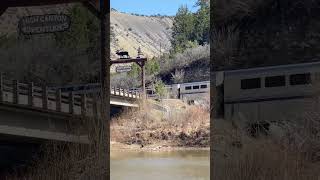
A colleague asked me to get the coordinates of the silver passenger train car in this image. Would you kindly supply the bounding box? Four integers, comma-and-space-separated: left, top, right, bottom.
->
215, 61, 320, 122
165, 81, 210, 103
179, 81, 210, 101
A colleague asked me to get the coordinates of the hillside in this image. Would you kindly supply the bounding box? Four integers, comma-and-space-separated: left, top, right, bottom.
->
214, 0, 320, 71
0, 5, 173, 58
111, 10, 173, 59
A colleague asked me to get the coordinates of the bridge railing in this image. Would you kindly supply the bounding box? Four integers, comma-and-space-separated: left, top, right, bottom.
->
110, 87, 141, 98
47, 83, 141, 99
0, 75, 140, 117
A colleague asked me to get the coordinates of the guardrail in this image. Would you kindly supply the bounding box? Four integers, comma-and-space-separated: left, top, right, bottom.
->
0, 75, 140, 116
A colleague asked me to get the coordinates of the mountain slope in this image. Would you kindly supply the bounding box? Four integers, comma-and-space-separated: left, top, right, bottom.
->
111, 10, 173, 59
0, 5, 173, 59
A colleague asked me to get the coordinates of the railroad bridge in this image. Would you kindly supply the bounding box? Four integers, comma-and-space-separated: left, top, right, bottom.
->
0, 75, 140, 144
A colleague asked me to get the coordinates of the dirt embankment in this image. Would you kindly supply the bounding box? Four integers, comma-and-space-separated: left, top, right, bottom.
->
110, 99, 210, 151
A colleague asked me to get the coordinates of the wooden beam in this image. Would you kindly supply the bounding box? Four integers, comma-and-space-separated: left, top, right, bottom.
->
0, 74, 3, 103
82, 1, 100, 18
42, 85, 48, 110
0, 7, 7, 16
99, 0, 110, 179
80, 94, 86, 116
69, 91, 74, 114
28, 82, 34, 106
1, 0, 87, 7
13, 80, 19, 104
141, 62, 146, 99
110, 58, 147, 65
56, 89, 61, 112
101, 0, 108, 15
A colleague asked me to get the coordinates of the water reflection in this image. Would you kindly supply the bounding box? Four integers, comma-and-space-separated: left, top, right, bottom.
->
111, 150, 209, 180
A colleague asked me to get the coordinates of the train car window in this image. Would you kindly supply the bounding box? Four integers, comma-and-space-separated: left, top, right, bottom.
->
265, 76, 286, 87
241, 78, 261, 89
201, 85, 208, 89
185, 86, 192, 90
290, 73, 311, 85
193, 86, 200, 89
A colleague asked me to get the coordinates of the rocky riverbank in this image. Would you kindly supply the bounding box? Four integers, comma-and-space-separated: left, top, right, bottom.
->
111, 141, 209, 152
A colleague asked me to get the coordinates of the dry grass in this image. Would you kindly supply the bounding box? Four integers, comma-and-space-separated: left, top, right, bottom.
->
111, 101, 210, 147
212, 114, 320, 180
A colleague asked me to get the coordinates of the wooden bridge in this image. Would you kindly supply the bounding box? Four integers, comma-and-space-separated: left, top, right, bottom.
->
0, 75, 140, 144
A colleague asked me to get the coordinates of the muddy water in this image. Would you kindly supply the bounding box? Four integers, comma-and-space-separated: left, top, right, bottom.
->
111, 150, 210, 180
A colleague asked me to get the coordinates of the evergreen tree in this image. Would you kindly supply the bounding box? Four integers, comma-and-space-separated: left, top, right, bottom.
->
170, 1, 210, 53
194, 0, 210, 45
146, 57, 160, 76
171, 5, 195, 53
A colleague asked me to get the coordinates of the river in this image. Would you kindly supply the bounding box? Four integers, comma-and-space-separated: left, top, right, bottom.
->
111, 149, 210, 180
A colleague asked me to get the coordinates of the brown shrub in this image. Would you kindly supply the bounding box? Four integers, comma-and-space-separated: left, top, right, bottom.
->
111, 102, 210, 147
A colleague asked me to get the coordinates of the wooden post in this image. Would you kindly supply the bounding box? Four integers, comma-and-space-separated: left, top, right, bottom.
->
99, 2, 110, 178
0, 74, 3, 102
28, 82, 34, 106
92, 95, 98, 118
141, 62, 146, 99
13, 80, 18, 104
42, 84, 48, 109
69, 92, 74, 114
56, 89, 61, 112
113, 87, 116, 95
81, 94, 87, 116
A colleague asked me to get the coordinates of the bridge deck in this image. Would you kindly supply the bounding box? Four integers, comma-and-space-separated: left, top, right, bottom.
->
0, 76, 141, 143
0, 75, 140, 117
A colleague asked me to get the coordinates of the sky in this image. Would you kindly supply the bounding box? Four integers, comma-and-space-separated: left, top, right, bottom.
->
110, 0, 199, 16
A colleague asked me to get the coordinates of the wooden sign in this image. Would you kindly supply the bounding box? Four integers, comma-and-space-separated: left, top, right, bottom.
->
19, 14, 71, 35
116, 66, 132, 73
